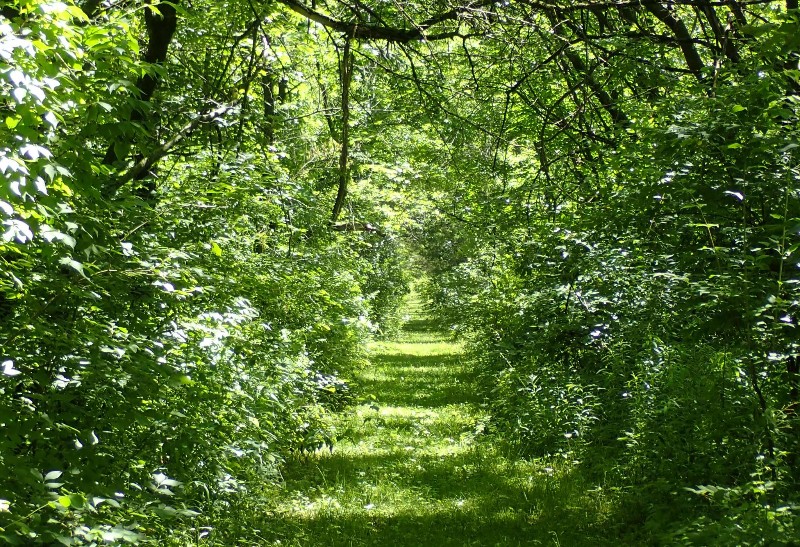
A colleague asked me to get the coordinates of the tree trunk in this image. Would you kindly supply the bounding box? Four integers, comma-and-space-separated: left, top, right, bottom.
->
331, 36, 354, 223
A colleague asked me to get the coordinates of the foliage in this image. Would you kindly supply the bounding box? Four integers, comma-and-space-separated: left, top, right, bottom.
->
413, 2, 800, 541
0, 0, 408, 544
4, 0, 800, 543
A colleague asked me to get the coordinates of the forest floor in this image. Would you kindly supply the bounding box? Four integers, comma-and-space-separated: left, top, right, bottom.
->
257, 295, 628, 546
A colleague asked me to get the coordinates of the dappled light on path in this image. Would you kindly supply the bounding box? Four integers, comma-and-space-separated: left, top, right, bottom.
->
258, 297, 618, 546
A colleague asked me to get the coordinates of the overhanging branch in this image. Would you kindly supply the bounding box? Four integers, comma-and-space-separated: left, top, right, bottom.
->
105, 104, 236, 196
278, 0, 779, 44
277, 0, 493, 42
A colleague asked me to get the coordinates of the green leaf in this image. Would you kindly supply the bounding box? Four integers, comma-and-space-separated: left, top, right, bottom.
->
67, 494, 85, 509
58, 257, 87, 278
65, 5, 89, 21
57, 495, 71, 508
170, 374, 194, 386
42, 164, 57, 181
211, 241, 222, 256
739, 23, 776, 37
113, 141, 130, 161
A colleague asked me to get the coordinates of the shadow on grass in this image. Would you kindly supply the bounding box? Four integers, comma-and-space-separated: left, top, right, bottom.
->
279, 448, 528, 502
263, 447, 627, 546
363, 353, 479, 408
262, 506, 621, 547
255, 301, 652, 546
401, 317, 439, 334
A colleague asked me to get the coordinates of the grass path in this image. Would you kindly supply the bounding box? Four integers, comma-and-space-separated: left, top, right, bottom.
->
258, 296, 616, 546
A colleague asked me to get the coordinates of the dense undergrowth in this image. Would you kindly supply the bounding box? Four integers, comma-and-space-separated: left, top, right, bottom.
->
411, 12, 800, 542
0, 161, 409, 545
411, 10, 800, 542
423, 254, 799, 541
418, 91, 800, 542
0, 3, 410, 543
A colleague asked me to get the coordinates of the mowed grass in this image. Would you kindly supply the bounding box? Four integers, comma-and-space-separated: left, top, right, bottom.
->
256, 294, 623, 546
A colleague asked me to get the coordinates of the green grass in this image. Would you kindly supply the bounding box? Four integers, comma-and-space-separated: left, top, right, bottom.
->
254, 293, 626, 546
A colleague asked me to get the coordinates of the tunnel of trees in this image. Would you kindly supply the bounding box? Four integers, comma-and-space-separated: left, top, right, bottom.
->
2, 0, 800, 543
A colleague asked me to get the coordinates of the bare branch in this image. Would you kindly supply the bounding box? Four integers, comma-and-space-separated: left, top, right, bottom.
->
277, 0, 494, 41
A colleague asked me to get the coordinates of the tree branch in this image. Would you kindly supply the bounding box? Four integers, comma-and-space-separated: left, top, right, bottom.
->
644, 2, 707, 80
547, 11, 630, 126
277, 0, 493, 42
697, 0, 741, 63
105, 104, 236, 196
332, 36, 354, 223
